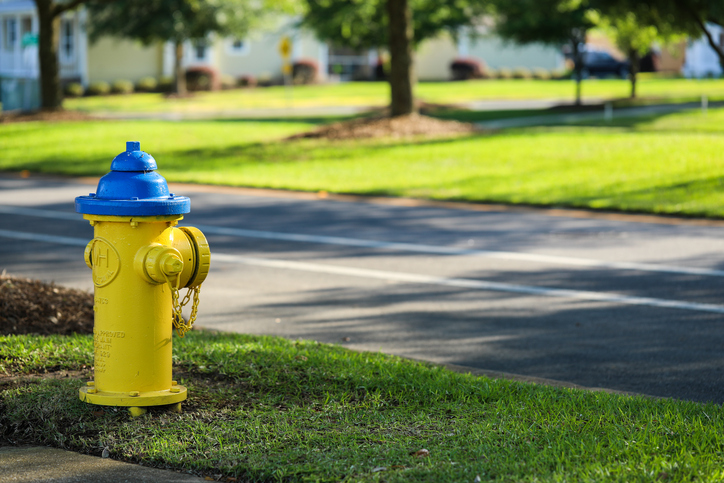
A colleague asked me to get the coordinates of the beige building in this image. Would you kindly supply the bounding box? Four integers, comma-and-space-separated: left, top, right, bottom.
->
417, 29, 564, 80
1, 0, 566, 89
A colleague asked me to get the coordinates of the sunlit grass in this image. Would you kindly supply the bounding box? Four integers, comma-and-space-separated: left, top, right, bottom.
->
2, 331, 724, 482
2, 108, 724, 218
62, 78, 724, 113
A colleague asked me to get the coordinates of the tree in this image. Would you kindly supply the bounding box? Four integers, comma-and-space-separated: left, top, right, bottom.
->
492, 0, 596, 106
35, 0, 97, 110
87, 0, 285, 95
301, 0, 489, 117
597, 13, 657, 99
597, 11, 680, 98
600, 0, 724, 71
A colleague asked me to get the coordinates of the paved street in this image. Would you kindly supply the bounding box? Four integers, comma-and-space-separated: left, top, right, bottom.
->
1, 174, 723, 403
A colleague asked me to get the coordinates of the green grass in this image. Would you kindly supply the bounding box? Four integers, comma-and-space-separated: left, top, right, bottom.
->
2, 331, 724, 482
62, 78, 724, 114
3, 108, 724, 218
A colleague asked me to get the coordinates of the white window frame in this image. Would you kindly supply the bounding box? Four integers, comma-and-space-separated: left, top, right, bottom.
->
226, 38, 250, 56
59, 17, 75, 64
4, 17, 17, 52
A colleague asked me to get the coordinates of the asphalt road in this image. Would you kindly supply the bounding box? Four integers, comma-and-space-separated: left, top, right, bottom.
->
2, 174, 724, 404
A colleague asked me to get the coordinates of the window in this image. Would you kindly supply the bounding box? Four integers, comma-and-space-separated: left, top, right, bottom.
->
193, 40, 207, 61
60, 19, 74, 63
4, 18, 17, 51
227, 38, 249, 56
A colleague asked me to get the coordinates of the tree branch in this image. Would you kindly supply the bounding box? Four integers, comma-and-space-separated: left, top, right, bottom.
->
686, 4, 724, 65
53, 0, 109, 17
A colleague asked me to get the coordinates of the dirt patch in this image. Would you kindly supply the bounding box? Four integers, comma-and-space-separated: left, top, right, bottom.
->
0, 275, 93, 336
0, 109, 97, 124
287, 113, 479, 140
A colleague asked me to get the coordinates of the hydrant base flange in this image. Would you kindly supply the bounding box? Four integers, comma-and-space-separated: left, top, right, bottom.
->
79, 385, 187, 407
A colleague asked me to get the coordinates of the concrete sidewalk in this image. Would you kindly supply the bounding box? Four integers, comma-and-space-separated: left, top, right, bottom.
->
0, 446, 206, 483
475, 100, 722, 129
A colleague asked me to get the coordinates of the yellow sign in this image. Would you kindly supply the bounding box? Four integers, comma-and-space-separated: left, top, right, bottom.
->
278, 36, 291, 59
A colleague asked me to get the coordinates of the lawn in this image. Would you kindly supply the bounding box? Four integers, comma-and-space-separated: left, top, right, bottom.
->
62, 78, 724, 113
2, 331, 723, 482
2, 108, 724, 218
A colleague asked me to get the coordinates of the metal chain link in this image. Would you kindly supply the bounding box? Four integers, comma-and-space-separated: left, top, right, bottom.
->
167, 273, 201, 338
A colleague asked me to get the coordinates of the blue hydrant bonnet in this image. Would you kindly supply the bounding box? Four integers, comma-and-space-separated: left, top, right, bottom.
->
75, 141, 190, 216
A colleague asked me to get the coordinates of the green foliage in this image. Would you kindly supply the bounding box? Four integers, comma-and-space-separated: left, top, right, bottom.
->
64, 83, 84, 98
532, 68, 552, 80
2, 331, 724, 481
300, 0, 490, 50
135, 77, 158, 92
492, 0, 595, 47
111, 80, 134, 94
86, 0, 282, 46
512, 67, 532, 79
86, 81, 110, 96
158, 76, 174, 93
497, 67, 513, 79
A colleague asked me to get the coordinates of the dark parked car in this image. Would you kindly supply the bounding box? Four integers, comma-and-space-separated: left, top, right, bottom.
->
580, 51, 630, 79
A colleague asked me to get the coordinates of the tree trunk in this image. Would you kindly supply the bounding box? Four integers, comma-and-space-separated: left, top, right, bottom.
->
571, 39, 582, 106
628, 50, 639, 99
35, 0, 62, 111
386, 0, 415, 117
174, 40, 187, 96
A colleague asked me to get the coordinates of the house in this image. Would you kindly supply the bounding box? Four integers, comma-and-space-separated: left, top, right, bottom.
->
682, 22, 723, 78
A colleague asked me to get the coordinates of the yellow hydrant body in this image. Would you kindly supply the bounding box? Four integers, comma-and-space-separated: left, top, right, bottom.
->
75, 142, 209, 412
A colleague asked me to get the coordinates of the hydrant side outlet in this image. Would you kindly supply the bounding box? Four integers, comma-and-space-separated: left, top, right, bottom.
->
75, 142, 210, 409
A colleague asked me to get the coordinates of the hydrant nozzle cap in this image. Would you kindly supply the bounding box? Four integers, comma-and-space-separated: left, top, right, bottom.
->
127, 141, 140, 152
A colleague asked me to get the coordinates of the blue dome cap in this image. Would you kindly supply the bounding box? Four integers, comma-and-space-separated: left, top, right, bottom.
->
110, 141, 158, 171
75, 142, 190, 216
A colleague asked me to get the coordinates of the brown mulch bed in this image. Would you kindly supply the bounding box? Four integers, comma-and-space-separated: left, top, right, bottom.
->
0, 275, 93, 336
0, 109, 96, 124
287, 113, 479, 140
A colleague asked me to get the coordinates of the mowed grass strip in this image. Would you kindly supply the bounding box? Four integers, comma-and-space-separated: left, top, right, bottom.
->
1, 331, 723, 482
62, 78, 724, 113
3, 108, 724, 218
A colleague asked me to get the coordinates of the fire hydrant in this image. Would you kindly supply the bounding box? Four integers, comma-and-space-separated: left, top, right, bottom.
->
75, 141, 210, 416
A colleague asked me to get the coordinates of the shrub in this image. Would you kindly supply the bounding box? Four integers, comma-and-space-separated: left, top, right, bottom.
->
512, 67, 532, 80
237, 75, 257, 88
257, 72, 273, 87
532, 68, 551, 80
111, 79, 134, 94
220, 74, 236, 90
87, 81, 110, 96
64, 82, 84, 97
135, 77, 158, 92
158, 76, 174, 92
497, 68, 513, 80
185, 66, 220, 91
551, 68, 572, 80
450, 58, 484, 80
292, 59, 319, 84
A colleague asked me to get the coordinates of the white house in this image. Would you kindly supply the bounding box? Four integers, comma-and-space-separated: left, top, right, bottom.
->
682, 22, 723, 78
